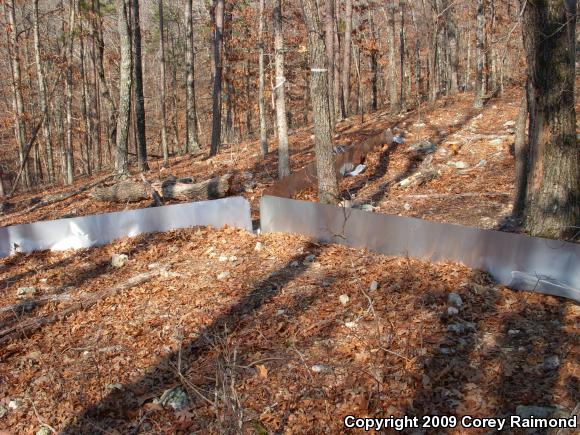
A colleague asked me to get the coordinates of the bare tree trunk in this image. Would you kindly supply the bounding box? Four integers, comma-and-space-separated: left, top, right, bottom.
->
445, 0, 459, 94
185, 0, 201, 154
341, 0, 353, 118
325, 0, 336, 129
333, 0, 341, 121
520, 0, 578, 239
300, 0, 339, 204
273, 0, 290, 178
399, 1, 406, 111
258, 0, 268, 156
64, 0, 76, 185
158, 0, 169, 166
93, 0, 117, 160
33, 0, 54, 183
115, 0, 132, 176
513, 86, 528, 218
131, 0, 148, 170
387, 3, 399, 112
474, 0, 485, 108
80, 14, 93, 176
6, 0, 30, 189
209, 0, 224, 156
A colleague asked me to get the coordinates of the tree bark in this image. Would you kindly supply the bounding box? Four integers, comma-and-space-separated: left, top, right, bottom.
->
33, 0, 54, 183
445, 0, 459, 94
399, 1, 406, 110
520, 0, 578, 239
6, 0, 31, 189
210, 0, 225, 156
325, 0, 336, 129
273, 0, 290, 178
185, 0, 201, 154
64, 0, 76, 185
131, 0, 148, 170
341, 0, 353, 118
258, 0, 268, 156
387, 3, 399, 112
115, 0, 132, 176
300, 0, 339, 204
513, 86, 528, 218
474, 0, 485, 108
158, 0, 169, 166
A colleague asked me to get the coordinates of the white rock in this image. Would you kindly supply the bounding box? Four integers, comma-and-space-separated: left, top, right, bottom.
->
490, 138, 503, 146
403, 203, 411, 211
217, 271, 230, 280
453, 161, 469, 169
339, 294, 350, 305
254, 241, 263, 251
508, 329, 520, 336
311, 364, 331, 373
276, 309, 285, 316
448, 293, 463, 307
229, 256, 238, 262
111, 253, 129, 268
290, 261, 299, 267
8, 400, 18, 410
218, 255, 228, 262
16, 286, 36, 299
344, 321, 357, 329
447, 306, 459, 316
369, 281, 379, 292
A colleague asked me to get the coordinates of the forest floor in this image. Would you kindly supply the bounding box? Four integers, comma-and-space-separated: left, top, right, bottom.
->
0, 227, 578, 433
0, 88, 528, 229
1, 89, 580, 433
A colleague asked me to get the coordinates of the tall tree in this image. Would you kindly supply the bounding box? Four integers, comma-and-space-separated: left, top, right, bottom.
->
474, 0, 485, 108
131, 0, 148, 171
64, 0, 76, 184
7, 0, 31, 189
115, 0, 132, 175
258, 0, 268, 156
209, 0, 225, 156
185, 0, 201, 154
158, 0, 169, 166
325, 0, 336, 129
387, 2, 399, 112
520, 0, 578, 239
445, 0, 459, 94
273, 0, 290, 178
300, 0, 339, 204
341, 0, 353, 118
33, 0, 54, 183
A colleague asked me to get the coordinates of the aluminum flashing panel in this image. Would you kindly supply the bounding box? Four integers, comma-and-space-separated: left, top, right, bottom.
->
260, 196, 580, 302
0, 197, 252, 257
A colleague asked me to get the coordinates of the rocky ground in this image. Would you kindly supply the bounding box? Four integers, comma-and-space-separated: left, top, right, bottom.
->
0, 227, 578, 433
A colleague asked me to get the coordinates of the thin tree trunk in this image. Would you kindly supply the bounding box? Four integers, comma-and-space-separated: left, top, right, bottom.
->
115, 0, 132, 176
387, 3, 399, 112
6, 0, 30, 189
64, 0, 76, 185
520, 0, 578, 239
474, 0, 485, 108
209, 0, 224, 156
333, 0, 341, 121
341, 0, 353, 118
158, 0, 169, 166
325, 0, 336, 129
513, 86, 528, 218
185, 0, 201, 154
300, 0, 339, 204
399, 1, 406, 110
131, 0, 148, 170
245, 59, 252, 136
80, 14, 93, 176
258, 0, 268, 156
33, 0, 54, 183
273, 0, 290, 178
446, 0, 459, 94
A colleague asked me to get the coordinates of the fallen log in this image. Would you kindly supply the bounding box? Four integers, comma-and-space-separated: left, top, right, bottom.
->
90, 175, 231, 203
0, 269, 161, 344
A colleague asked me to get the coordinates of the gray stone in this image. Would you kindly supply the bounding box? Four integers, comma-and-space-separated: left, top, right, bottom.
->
111, 253, 128, 268
408, 140, 437, 154
448, 293, 463, 307
36, 427, 52, 435
447, 306, 459, 316
542, 355, 560, 371
311, 364, 331, 373
490, 138, 503, 146
403, 203, 412, 211
508, 329, 520, 336
158, 386, 189, 411
475, 159, 487, 168
452, 161, 469, 169
303, 254, 316, 265
0, 405, 6, 418
515, 405, 554, 419
369, 281, 379, 292
339, 294, 350, 305
16, 286, 36, 299
254, 241, 263, 251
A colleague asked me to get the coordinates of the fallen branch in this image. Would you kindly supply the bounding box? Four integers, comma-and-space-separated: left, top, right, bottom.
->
0, 294, 72, 315
0, 269, 162, 344
398, 192, 510, 200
